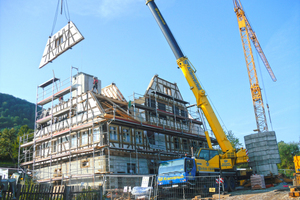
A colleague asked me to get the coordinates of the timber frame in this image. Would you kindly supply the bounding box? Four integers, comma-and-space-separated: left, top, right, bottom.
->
18, 73, 217, 185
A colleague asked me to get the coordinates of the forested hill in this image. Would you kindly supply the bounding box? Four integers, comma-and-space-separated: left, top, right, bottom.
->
0, 93, 36, 130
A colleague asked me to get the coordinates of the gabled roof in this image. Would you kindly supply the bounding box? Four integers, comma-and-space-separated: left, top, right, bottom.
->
145, 75, 187, 103
101, 83, 127, 102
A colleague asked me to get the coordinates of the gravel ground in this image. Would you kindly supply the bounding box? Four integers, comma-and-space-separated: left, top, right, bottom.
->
220, 183, 295, 200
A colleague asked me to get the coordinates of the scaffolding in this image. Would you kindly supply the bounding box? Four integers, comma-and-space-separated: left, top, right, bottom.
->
18, 73, 217, 186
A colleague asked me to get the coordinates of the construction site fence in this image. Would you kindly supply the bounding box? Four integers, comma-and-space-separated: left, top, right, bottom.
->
102, 174, 156, 200
0, 184, 103, 200
101, 174, 221, 200
156, 175, 220, 200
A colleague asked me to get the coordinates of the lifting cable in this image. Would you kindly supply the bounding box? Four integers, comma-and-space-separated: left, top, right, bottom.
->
50, 0, 71, 37
254, 49, 274, 131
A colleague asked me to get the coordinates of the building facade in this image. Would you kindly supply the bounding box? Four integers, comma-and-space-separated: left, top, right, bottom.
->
18, 72, 217, 187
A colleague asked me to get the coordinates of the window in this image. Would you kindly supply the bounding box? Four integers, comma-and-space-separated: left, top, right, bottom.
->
185, 159, 194, 172
147, 98, 156, 108
182, 139, 188, 150
81, 159, 90, 168
36, 145, 41, 157
93, 127, 100, 141
62, 136, 69, 143
71, 134, 77, 148
164, 86, 172, 96
174, 137, 180, 149
55, 35, 63, 47
53, 141, 57, 152
109, 126, 118, 141
158, 102, 166, 111
135, 130, 143, 144
81, 131, 88, 146
181, 109, 188, 118
173, 106, 180, 115
122, 128, 130, 143
199, 149, 210, 160
147, 131, 155, 145
127, 163, 136, 174
210, 150, 219, 159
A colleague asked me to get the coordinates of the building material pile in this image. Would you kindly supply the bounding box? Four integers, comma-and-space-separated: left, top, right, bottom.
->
250, 174, 266, 189
244, 131, 280, 176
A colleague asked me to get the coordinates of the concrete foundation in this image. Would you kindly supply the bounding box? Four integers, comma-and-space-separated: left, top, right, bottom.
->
244, 131, 281, 176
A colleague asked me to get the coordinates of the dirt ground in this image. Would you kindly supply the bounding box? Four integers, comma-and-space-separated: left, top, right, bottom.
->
219, 182, 296, 200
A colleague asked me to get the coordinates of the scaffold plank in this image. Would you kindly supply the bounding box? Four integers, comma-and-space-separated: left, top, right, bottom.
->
20, 141, 34, 148
36, 115, 52, 124
37, 86, 75, 105
39, 78, 60, 88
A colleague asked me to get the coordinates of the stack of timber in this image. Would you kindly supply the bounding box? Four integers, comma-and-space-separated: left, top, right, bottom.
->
250, 174, 266, 189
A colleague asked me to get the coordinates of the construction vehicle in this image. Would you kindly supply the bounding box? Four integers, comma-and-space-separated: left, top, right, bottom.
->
233, 0, 276, 133
290, 156, 300, 197
145, 0, 249, 192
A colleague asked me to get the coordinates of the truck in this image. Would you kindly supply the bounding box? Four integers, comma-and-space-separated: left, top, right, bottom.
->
144, 0, 250, 192
290, 155, 300, 197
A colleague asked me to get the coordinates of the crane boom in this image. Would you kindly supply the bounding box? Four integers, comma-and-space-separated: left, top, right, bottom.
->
145, 0, 233, 153
234, 0, 277, 82
233, 0, 276, 132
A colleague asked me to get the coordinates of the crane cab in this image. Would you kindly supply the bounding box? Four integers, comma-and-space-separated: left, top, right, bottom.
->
194, 148, 220, 173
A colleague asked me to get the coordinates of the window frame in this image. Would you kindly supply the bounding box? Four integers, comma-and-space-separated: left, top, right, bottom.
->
182, 139, 188, 151
122, 127, 131, 144
135, 130, 143, 145
147, 131, 155, 145
109, 125, 119, 142
52, 140, 57, 153
71, 133, 77, 149
174, 137, 180, 150
81, 130, 89, 147
93, 127, 100, 142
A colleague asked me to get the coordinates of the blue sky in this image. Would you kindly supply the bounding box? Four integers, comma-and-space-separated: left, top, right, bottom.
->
0, 0, 299, 145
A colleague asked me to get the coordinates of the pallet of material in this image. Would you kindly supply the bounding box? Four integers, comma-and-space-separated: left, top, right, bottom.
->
212, 194, 231, 199
250, 174, 266, 189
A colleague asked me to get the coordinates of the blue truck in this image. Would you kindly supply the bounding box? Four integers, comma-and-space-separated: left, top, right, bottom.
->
157, 157, 197, 188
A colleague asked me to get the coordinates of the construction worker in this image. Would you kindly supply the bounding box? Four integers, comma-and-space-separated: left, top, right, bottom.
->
92, 77, 99, 93
59, 96, 64, 104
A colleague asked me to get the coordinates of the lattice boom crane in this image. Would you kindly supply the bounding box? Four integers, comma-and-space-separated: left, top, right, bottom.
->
233, 0, 276, 132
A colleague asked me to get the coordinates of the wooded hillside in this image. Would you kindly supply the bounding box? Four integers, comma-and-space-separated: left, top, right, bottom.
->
0, 93, 36, 130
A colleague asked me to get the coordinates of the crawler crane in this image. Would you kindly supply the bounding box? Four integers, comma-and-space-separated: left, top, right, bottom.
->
145, 0, 249, 192
233, 0, 277, 132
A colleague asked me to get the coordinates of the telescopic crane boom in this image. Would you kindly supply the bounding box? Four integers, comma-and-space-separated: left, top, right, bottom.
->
145, 0, 248, 165
233, 0, 276, 132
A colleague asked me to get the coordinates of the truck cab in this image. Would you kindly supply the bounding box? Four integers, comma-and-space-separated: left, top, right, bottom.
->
157, 157, 196, 188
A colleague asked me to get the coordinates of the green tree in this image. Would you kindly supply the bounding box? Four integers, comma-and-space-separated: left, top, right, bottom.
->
0, 125, 33, 167
0, 128, 17, 163
225, 130, 242, 149
277, 141, 300, 169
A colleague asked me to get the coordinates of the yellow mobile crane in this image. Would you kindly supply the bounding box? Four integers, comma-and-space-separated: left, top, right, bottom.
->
145, 0, 249, 192
233, 0, 277, 132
